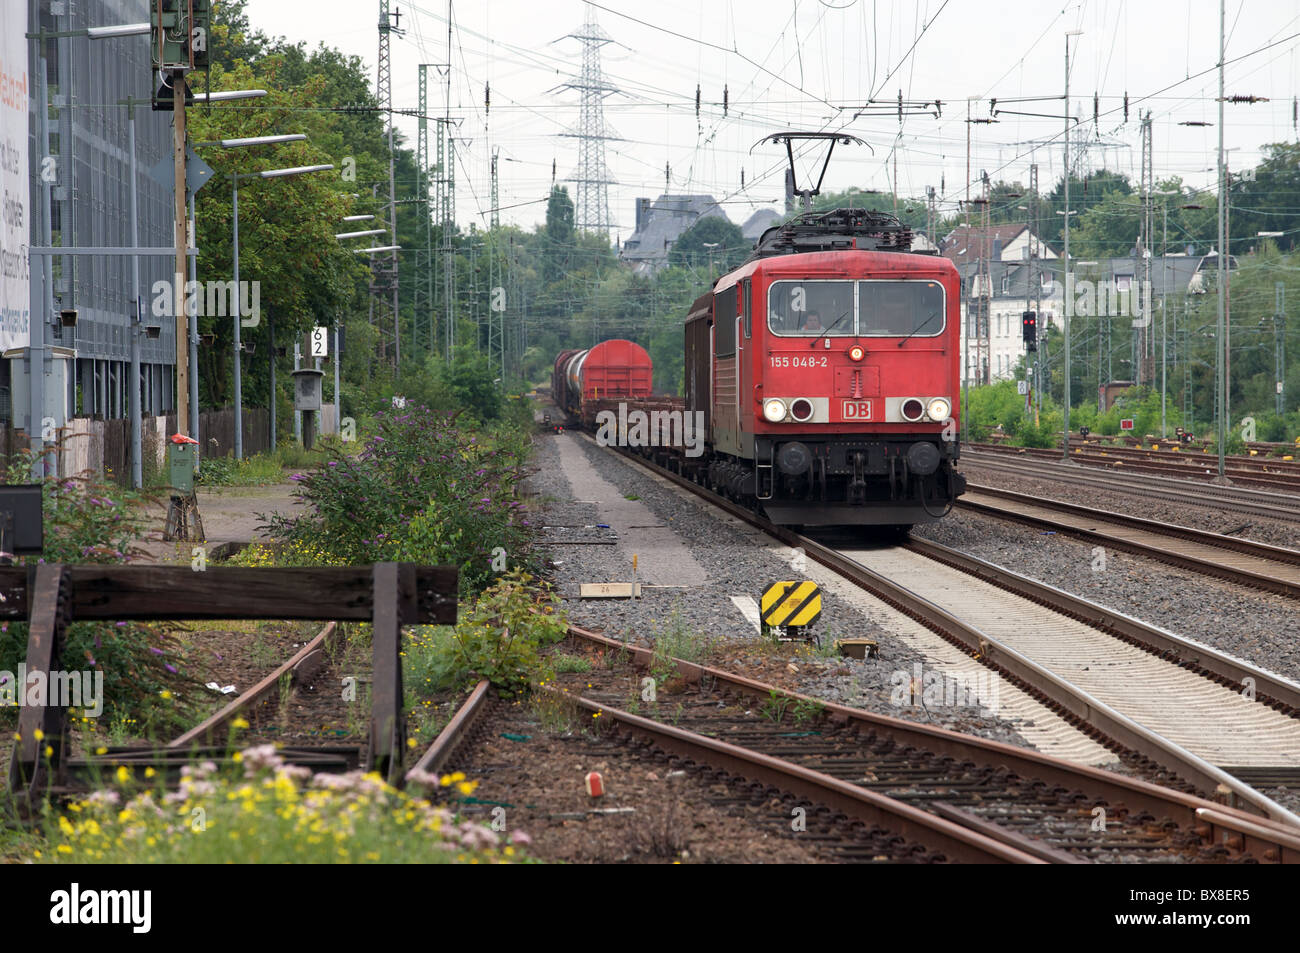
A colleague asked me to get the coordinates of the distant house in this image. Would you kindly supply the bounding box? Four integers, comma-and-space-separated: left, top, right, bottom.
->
940, 222, 1058, 266
956, 255, 1200, 385
620, 194, 731, 273
740, 208, 781, 243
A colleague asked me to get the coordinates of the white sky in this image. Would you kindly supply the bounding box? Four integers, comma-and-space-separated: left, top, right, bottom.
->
245, 0, 1300, 236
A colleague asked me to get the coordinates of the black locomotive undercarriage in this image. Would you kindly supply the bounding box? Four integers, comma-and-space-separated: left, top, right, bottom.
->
627, 432, 966, 529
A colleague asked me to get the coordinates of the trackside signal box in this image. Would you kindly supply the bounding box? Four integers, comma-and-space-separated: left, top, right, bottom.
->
168, 441, 196, 494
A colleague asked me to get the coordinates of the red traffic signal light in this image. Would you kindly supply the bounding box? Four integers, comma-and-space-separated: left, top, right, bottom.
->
1021, 310, 1038, 351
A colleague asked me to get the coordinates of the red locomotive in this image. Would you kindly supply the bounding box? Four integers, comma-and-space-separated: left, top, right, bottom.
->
553, 206, 966, 531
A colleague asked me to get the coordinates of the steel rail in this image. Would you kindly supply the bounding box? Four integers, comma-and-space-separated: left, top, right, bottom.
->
587, 437, 1300, 834
961, 452, 1300, 522
552, 687, 1047, 864
958, 485, 1300, 601
908, 536, 1300, 715
566, 623, 1300, 862
410, 679, 493, 777
168, 621, 341, 749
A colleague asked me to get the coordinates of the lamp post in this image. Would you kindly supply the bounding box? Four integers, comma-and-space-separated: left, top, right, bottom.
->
192, 131, 304, 463
230, 163, 333, 458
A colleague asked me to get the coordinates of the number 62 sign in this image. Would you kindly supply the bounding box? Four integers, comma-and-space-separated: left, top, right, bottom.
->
310, 326, 329, 357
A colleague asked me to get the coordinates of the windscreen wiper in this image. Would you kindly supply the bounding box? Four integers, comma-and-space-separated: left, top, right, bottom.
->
895, 310, 941, 347
809, 308, 852, 348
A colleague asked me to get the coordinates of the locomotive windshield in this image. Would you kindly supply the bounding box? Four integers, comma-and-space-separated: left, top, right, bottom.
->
858, 280, 945, 337
766, 280, 856, 336
767, 279, 945, 337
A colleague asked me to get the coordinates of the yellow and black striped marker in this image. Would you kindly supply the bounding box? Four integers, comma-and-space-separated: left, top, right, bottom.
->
760, 581, 822, 628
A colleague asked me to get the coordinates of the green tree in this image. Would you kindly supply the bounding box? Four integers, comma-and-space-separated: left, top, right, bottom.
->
668, 216, 747, 272
542, 186, 575, 282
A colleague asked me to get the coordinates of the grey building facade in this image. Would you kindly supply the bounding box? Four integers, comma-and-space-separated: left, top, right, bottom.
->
22, 0, 176, 430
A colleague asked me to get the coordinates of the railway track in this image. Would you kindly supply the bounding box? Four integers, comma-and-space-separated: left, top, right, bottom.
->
961, 449, 1300, 523
958, 485, 1300, 600
585, 437, 1300, 828
421, 624, 1300, 863
970, 442, 1300, 492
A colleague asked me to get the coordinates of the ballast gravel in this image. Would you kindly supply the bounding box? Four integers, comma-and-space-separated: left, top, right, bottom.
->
524, 431, 1044, 751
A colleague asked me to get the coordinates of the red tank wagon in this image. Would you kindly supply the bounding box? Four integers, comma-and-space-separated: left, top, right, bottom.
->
552, 339, 654, 425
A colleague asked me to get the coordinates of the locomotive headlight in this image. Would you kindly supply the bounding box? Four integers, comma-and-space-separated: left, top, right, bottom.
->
763, 398, 788, 422
901, 398, 926, 422
847, 344, 865, 362
926, 397, 951, 421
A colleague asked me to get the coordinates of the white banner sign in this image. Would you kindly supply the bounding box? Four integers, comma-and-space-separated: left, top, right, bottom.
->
0, 3, 30, 353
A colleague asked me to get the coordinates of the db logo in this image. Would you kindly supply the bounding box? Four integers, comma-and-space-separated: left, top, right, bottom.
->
842, 401, 872, 420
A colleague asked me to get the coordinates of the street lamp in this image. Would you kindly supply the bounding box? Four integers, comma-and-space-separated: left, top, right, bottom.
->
230, 163, 334, 458
191, 134, 311, 460
84, 22, 150, 39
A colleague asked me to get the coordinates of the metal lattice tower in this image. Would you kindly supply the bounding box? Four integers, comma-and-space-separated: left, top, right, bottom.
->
416, 64, 435, 355
488, 149, 503, 385
1138, 111, 1154, 385
556, 5, 621, 239
376, 1, 403, 368
490, 149, 500, 229
440, 5, 457, 363
974, 175, 992, 384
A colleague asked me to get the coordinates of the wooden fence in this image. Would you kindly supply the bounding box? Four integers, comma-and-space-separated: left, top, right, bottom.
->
0, 408, 271, 486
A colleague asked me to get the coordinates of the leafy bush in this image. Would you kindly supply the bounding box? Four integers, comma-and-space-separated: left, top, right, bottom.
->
404, 571, 566, 697
265, 403, 533, 593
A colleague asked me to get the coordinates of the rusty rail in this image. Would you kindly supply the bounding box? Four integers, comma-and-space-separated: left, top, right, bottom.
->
168, 621, 341, 749
411, 679, 493, 778
566, 623, 1300, 863
554, 687, 1046, 864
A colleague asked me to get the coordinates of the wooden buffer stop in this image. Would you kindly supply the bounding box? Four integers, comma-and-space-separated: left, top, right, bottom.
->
3, 563, 457, 814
